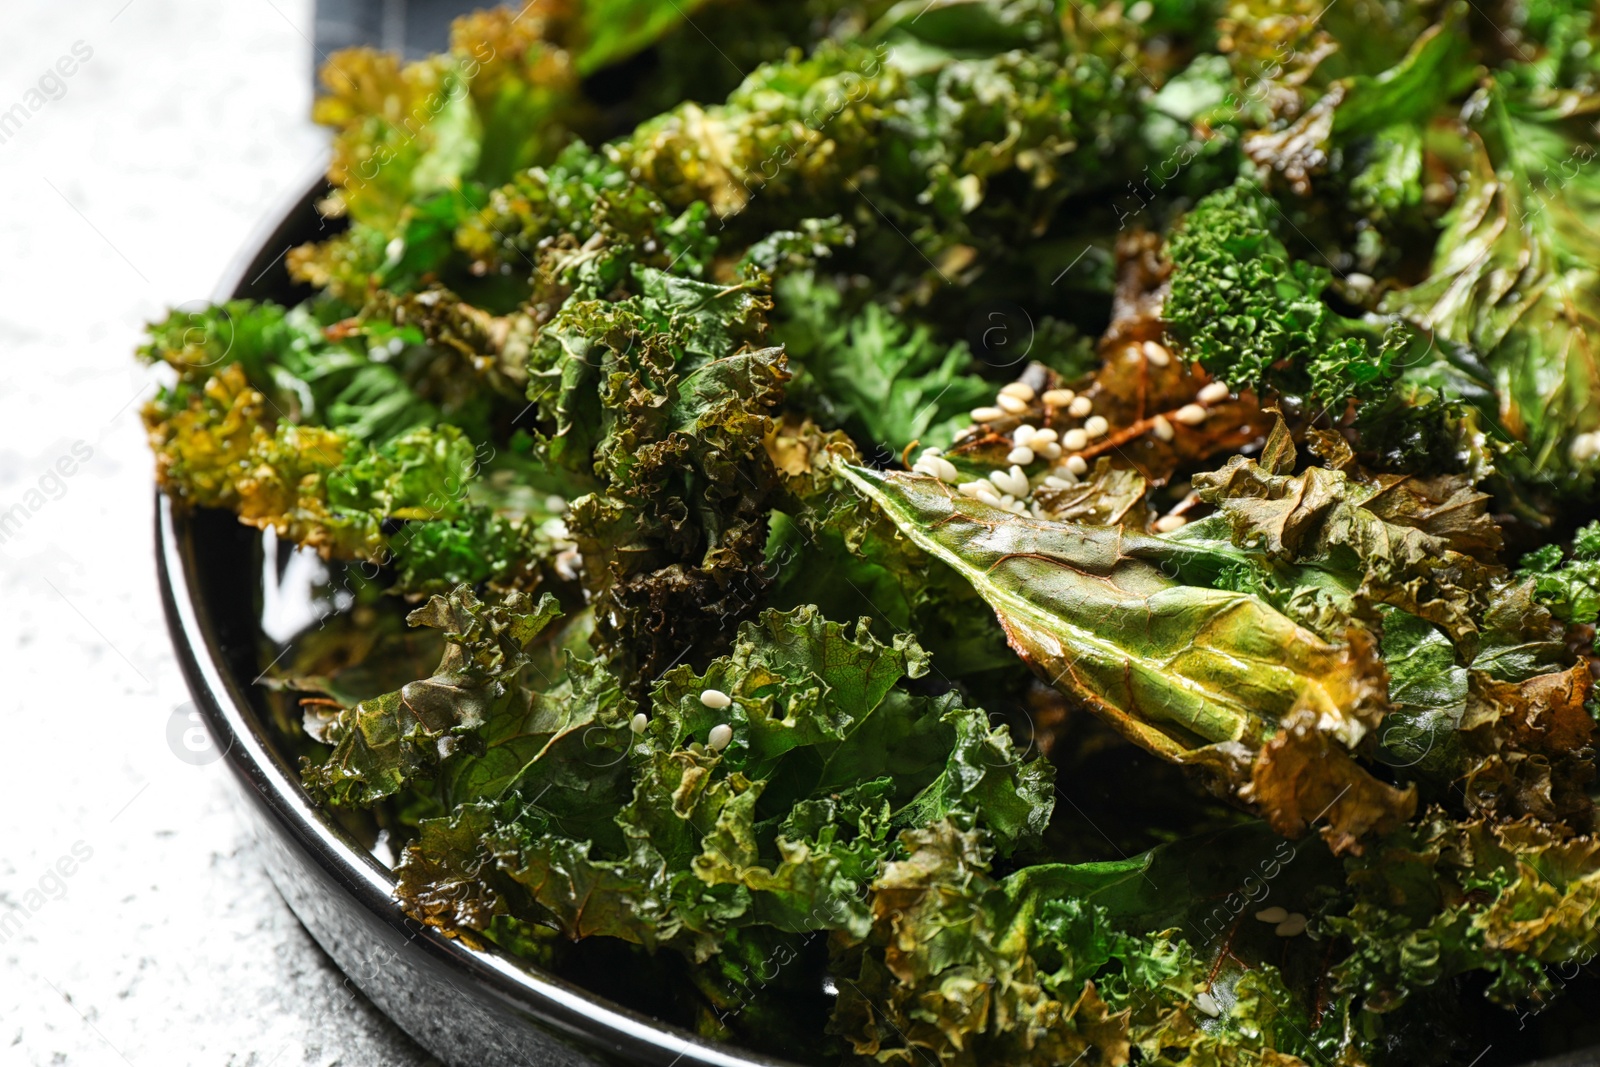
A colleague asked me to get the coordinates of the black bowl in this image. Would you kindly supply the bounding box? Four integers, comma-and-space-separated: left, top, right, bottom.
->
157, 179, 1600, 1067
155, 177, 799, 1067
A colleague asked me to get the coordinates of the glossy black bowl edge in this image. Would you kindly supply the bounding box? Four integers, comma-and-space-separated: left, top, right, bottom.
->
152, 172, 801, 1067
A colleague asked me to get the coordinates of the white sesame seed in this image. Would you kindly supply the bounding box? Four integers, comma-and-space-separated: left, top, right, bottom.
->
1151, 414, 1175, 442
1068, 396, 1093, 418
1065, 454, 1088, 476
1195, 992, 1222, 1018
1084, 415, 1109, 438
933, 457, 961, 483
975, 486, 1003, 506
1174, 403, 1208, 426
920, 446, 944, 457
1254, 906, 1289, 924
1007, 446, 1036, 466
708, 723, 734, 752
990, 467, 1028, 497
996, 393, 1029, 415
1007, 500, 1027, 514
1000, 381, 1036, 401
999, 494, 1017, 507
1039, 441, 1062, 460
1274, 913, 1308, 937
1043, 475, 1073, 489
970, 406, 1005, 422
1142, 340, 1171, 367
700, 689, 732, 709
1013, 424, 1037, 447
1154, 514, 1187, 533
1574, 433, 1600, 463
1198, 381, 1231, 405
1030, 427, 1058, 444
957, 481, 987, 498
629, 713, 649, 735
912, 460, 939, 478
1041, 388, 1076, 407
1063, 428, 1088, 451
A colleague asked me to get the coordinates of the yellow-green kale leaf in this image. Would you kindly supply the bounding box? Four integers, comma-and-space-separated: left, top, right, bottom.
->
839, 460, 1415, 853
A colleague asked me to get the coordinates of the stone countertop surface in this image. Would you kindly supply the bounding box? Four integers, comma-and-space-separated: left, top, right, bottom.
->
0, 3, 438, 1063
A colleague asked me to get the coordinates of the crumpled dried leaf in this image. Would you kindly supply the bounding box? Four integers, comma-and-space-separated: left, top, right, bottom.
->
1331, 810, 1600, 1010
1245, 704, 1418, 854
1194, 420, 1500, 651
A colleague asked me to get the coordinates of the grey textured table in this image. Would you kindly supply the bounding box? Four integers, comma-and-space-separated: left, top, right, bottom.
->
0, 2, 437, 1063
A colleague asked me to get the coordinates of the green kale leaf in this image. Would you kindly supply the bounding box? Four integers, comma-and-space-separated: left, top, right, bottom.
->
1516, 521, 1600, 625
841, 455, 1422, 853
301, 586, 567, 806
831, 820, 1328, 1067
774, 271, 992, 453
1329, 811, 1600, 1011
522, 265, 788, 678
387, 605, 1051, 966
1381, 76, 1600, 491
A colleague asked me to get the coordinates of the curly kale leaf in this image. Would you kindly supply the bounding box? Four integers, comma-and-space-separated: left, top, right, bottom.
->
301, 586, 566, 806
310, 10, 589, 232
1328, 811, 1600, 1012
144, 362, 475, 559
648, 607, 1053, 856
140, 299, 484, 441
1517, 521, 1600, 625
139, 297, 570, 588
831, 820, 1326, 1067
1164, 182, 1425, 413
773, 271, 992, 453
292, 1, 764, 298
1163, 182, 1504, 472
457, 141, 724, 299
320, 0, 731, 205
387, 606, 1051, 966
141, 360, 561, 592
616, 37, 1147, 282
523, 265, 787, 677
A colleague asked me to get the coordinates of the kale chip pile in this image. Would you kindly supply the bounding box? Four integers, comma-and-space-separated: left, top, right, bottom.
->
142, 1, 1600, 1063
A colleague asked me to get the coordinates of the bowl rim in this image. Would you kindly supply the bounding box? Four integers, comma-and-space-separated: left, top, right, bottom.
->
153, 170, 807, 1067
